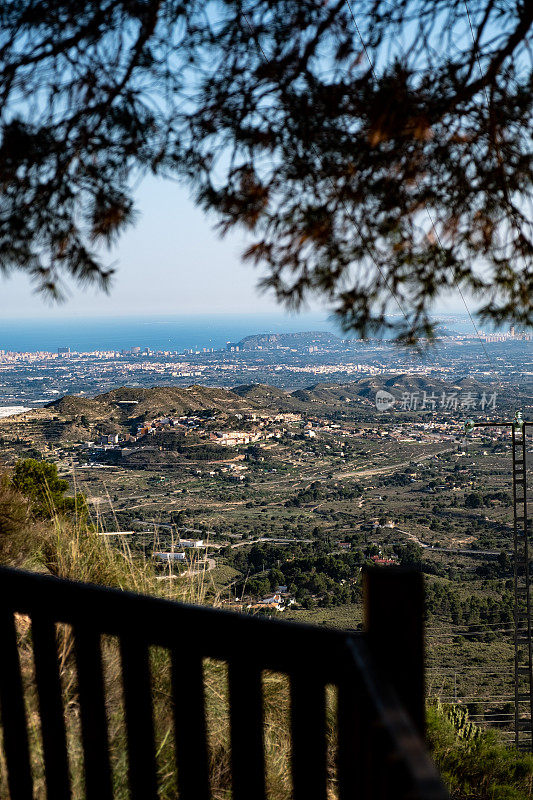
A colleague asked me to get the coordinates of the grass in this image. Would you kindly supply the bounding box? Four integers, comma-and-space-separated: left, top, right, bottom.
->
283, 602, 363, 630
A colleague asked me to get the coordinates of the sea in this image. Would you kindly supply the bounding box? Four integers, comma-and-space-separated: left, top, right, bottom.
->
0, 313, 342, 354
0, 312, 480, 354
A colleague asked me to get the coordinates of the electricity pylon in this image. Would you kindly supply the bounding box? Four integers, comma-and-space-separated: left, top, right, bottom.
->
464, 415, 532, 749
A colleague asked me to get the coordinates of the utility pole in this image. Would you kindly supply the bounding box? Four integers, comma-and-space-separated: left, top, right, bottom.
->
464, 415, 532, 750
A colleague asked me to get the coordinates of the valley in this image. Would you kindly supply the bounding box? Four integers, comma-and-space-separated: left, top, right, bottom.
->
0, 373, 529, 741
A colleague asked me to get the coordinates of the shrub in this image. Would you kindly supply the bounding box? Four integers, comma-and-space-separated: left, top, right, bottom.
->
0, 473, 32, 565
11, 458, 87, 519
428, 703, 533, 800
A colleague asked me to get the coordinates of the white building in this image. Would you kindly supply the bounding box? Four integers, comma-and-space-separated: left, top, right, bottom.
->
154, 552, 186, 562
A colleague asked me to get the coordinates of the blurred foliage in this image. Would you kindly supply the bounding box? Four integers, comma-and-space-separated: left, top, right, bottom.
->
0, 1, 531, 340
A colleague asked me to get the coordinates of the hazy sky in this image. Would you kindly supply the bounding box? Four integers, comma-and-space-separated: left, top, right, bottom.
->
2, 177, 287, 319
2, 174, 468, 321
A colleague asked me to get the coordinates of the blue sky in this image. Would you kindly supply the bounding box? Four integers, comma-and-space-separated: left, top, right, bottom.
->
3, 174, 467, 321
2, 177, 286, 319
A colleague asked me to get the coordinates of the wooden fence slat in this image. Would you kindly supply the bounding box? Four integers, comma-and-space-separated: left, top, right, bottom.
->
171, 649, 210, 800
291, 673, 327, 800
32, 615, 70, 800
364, 568, 425, 737
120, 636, 158, 800
228, 660, 266, 800
74, 626, 113, 800
337, 676, 364, 800
0, 608, 33, 800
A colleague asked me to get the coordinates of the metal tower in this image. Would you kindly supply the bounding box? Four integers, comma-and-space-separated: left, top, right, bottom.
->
465, 417, 532, 749
512, 419, 533, 749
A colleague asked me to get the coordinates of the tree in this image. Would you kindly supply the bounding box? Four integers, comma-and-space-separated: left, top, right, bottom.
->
268, 567, 285, 590
395, 542, 423, 567
170, 509, 186, 526
465, 491, 482, 508
11, 459, 85, 519
0, 2, 531, 340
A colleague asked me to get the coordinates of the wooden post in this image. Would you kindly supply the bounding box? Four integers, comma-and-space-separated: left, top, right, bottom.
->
363, 567, 426, 738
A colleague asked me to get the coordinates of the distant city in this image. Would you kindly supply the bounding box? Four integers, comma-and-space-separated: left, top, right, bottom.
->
0, 324, 531, 411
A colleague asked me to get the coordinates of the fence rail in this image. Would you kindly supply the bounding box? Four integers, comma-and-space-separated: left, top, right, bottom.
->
0, 565, 448, 800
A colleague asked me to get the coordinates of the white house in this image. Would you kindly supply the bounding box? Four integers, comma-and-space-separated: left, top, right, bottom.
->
154, 552, 186, 562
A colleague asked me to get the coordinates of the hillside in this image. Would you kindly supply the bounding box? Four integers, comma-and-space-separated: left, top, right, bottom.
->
47, 375, 498, 422
0, 372, 510, 458
94, 385, 258, 420
2, 385, 261, 449
9, 373, 504, 433
292, 374, 498, 405
231, 383, 304, 411
46, 395, 107, 417
231, 330, 341, 350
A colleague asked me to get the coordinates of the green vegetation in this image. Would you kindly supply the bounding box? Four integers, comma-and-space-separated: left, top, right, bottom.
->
11, 458, 87, 519
226, 543, 363, 608
426, 582, 515, 631
0, 473, 31, 566
428, 704, 533, 799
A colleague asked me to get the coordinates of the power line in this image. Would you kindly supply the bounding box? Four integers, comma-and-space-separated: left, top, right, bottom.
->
428, 624, 526, 633
429, 621, 517, 630
463, 0, 533, 251
461, 8, 533, 746
428, 673, 515, 677
428, 696, 519, 702
428, 635, 522, 642
428, 624, 519, 632
427, 629, 524, 639
431, 618, 517, 628
427, 664, 516, 669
